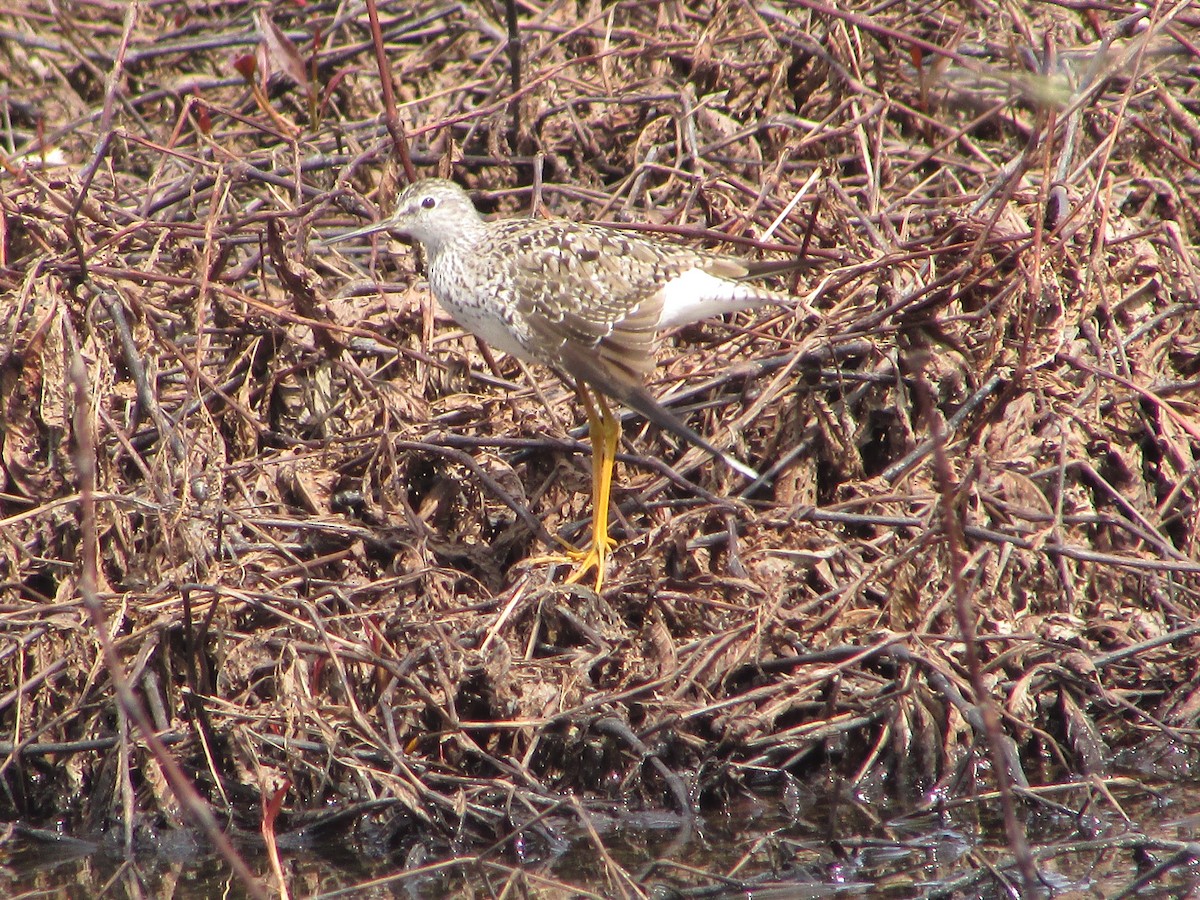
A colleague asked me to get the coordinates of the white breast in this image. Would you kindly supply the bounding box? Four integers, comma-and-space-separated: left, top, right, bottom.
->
427, 258, 535, 361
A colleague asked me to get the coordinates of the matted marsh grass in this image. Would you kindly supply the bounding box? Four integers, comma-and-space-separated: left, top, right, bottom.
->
2, 0, 1199, 895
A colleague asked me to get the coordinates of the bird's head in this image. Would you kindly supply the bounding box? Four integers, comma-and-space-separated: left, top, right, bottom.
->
328, 178, 483, 256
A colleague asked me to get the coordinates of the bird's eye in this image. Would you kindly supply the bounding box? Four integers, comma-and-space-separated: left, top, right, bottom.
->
421, 196, 437, 210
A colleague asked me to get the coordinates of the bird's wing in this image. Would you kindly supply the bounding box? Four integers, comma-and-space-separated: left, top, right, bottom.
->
498, 220, 759, 480
501, 220, 701, 385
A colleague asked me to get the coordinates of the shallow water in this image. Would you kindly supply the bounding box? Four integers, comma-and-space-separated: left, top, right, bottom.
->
4, 772, 1198, 898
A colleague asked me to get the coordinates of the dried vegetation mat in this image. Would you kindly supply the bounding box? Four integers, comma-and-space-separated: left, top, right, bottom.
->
2, 0, 1200, 894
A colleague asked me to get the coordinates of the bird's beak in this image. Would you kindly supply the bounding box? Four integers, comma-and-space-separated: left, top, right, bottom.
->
320, 217, 396, 246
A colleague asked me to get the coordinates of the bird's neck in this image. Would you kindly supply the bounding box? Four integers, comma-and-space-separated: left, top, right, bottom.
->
420, 217, 487, 262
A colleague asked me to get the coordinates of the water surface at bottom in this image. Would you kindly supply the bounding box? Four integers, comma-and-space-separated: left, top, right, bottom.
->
4, 773, 1198, 898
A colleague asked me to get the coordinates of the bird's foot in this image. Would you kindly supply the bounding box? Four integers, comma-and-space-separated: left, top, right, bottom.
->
526, 532, 616, 591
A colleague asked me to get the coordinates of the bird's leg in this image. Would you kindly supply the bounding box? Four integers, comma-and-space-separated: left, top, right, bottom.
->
526, 384, 620, 589
563, 384, 619, 590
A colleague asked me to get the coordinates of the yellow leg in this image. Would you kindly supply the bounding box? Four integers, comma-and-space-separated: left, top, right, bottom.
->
526, 383, 619, 590
563, 385, 619, 590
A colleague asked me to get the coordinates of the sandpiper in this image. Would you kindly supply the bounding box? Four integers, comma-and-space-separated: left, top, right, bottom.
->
330, 178, 791, 589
